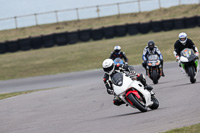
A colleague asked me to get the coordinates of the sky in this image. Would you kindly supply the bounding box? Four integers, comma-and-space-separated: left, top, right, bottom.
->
0, 0, 199, 30
0, 0, 130, 19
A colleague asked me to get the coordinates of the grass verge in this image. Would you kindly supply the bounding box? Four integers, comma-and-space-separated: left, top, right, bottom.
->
0, 27, 199, 80
0, 90, 39, 100
163, 123, 200, 133
0, 88, 57, 100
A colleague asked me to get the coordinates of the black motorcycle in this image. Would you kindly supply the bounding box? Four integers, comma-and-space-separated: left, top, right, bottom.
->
179, 48, 199, 83
146, 54, 162, 84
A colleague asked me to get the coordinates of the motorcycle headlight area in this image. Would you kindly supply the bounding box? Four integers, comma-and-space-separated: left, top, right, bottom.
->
156, 60, 160, 65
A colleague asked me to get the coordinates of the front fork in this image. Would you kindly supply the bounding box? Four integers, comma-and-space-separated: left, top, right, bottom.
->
146, 66, 162, 77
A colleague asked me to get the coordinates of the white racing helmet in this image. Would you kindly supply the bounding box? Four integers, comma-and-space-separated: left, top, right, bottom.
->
179, 32, 187, 45
114, 45, 121, 53
102, 59, 115, 75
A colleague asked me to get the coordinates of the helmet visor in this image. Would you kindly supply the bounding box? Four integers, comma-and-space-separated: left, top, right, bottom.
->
115, 50, 120, 53
103, 64, 114, 73
180, 38, 186, 41
149, 45, 154, 50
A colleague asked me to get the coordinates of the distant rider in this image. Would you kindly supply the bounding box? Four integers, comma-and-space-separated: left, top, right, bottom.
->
109, 45, 128, 65
173, 32, 199, 61
102, 59, 153, 106
142, 40, 165, 76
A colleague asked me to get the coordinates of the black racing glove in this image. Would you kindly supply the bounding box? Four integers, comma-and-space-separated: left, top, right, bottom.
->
107, 88, 114, 95
123, 64, 128, 70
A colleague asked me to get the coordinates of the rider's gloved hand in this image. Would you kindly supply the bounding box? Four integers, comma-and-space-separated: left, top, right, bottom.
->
136, 73, 145, 80
195, 52, 199, 57
107, 89, 114, 95
176, 56, 180, 61
123, 64, 128, 70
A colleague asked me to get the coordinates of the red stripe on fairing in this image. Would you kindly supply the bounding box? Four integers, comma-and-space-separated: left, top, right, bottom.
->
103, 78, 106, 81
126, 90, 140, 99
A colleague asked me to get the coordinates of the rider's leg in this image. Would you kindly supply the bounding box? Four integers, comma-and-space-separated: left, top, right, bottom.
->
113, 95, 125, 106
142, 61, 147, 75
160, 60, 165, 77
136, 73, 154, 95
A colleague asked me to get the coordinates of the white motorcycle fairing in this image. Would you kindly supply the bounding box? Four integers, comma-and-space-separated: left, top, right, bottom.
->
179, 56, 189, 62
112, 73, 153, 107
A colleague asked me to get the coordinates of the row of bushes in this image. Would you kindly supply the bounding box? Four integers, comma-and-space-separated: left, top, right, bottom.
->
0, 16, 200, 54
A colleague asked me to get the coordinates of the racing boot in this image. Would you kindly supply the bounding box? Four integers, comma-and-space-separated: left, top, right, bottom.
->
144, 85, 155, 96
113, 95, 125, 106
162, 71, 165, 77
160, 67, 165, 77
144, 85, 153, 91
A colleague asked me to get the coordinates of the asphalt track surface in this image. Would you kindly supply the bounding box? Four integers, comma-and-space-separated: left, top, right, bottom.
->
0, 61, 200, 133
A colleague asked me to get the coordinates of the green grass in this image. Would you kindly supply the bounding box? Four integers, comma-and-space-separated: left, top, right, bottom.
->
0, 87, 57, 100
0, 4, 200, 80
0, 27, 200, 80
0, 90, 40, 100
163, 123, 200, 133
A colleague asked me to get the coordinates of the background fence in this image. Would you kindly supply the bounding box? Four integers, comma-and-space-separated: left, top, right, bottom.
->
0, 0, 200, 30
0, 15, 200, 54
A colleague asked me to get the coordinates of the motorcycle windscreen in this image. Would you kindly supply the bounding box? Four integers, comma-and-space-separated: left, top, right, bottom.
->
111, 73, 123, 86
181, 48, 196, 62
114, 58, 124, 65
148, 54, 159, 61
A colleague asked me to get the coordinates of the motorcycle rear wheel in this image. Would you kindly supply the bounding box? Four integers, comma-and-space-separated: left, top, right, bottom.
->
127, 93, 147, 112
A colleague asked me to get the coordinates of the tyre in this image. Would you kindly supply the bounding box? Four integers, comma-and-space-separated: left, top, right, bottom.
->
188, 66, 196, 83
149, 96, 159, 110
152, 69, 158, 84
127, 93, 147, 112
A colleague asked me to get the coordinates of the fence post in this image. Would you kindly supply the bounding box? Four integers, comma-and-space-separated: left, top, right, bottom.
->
138, 0, 141, 13
158, 0, 161, 9
117, 3, 120, 17
14, 16, 18, 29
55, 11, 59, 23
96, 6, 100, 18
76, 8, 80, 21
34, 14, 38, 25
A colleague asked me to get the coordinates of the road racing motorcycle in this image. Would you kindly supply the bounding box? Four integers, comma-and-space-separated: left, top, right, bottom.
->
179, 48, 199, 83
111, 71, 159, 112
146, 54, 162, 84
114, 58, 124, 65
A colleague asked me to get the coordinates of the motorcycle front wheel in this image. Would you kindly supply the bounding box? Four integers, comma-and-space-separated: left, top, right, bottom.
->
149, 96, 159, 110
127, 93, 148, 112
152, 69, 158, 84
188, 66, 196, 83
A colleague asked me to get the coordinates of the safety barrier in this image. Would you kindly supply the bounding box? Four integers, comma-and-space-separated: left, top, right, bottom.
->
54, 32, 68, 46
31, 36, 43, 49
0, 16, 200, 54
91, 28, 104, 40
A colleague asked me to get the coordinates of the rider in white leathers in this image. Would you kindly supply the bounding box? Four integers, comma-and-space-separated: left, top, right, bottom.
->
102, 59, 153, 106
